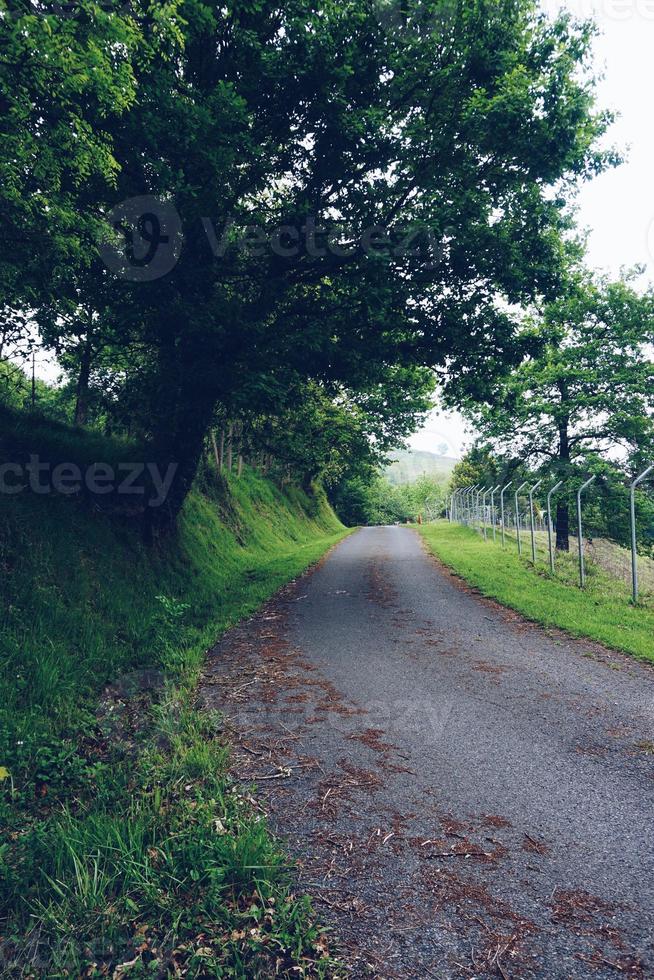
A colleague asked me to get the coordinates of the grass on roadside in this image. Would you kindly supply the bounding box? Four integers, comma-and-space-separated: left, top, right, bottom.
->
0, 418, 349, 977
419, 521, 654, 663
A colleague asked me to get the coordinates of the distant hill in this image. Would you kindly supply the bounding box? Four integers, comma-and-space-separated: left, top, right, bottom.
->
385, 449, 457, 486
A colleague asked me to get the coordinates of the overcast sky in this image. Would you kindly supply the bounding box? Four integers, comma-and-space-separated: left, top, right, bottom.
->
412, 0, 654, 457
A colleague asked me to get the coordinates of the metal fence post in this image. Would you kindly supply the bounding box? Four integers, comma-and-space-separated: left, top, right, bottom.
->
577, 475, 597, 588
472, 485, 480, 527
464, 486, 472, 526
630, 464, 654, 603
464, 486, 475, 526
464, 486, 474, 525
481, 488, 489, 540
528, 479, 543, 564
546, 480, 563, 574
468, 485, 477, 525
500, 482, 512, 548
515, 481, 529, 556
490, 484, 500, 543
464, 487, 472, 525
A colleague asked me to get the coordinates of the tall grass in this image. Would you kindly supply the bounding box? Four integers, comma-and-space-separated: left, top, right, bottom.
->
0, 414, 348, 976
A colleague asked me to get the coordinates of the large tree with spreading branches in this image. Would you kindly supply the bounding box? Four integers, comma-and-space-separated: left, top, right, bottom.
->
2, 0, 616, 530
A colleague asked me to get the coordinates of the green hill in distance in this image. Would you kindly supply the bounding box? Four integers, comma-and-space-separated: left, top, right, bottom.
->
385, 448, 458, 486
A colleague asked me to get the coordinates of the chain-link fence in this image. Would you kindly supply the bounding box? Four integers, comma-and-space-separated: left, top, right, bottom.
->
449, 471, 654, 605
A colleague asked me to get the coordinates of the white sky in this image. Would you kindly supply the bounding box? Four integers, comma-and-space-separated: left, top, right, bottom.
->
412, 0, 654, 457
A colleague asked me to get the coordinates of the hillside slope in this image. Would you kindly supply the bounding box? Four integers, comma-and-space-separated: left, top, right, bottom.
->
1, 465, 344, 744
385, 448, 457, 486
0, 412, 348, 976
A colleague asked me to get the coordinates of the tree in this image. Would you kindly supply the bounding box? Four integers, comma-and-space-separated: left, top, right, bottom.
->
0, 0, 185, 429
331, 474, 413, 527
96, 0, 613, 530
35, 259, 141, 429
450, 447, 503, 493
402, 474, 447, 522
3, 1, 615, 532
221, 366, 434, 491
448, 271, 654, 549
330, 470, 447, 526
0, 0, 150, 308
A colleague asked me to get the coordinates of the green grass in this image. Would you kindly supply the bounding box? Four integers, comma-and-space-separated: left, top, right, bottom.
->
0, 414, 349, 977
419, 521, 654, 663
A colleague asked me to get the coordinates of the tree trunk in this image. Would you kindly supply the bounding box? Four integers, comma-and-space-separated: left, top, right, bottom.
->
144, 402, 215, 539
142, 332, 218, 539
219, 428, 225, 472
226, 422, 234, 472
74, 336, 93, 426
556, 500, 570, 552
210, 430, 221, 472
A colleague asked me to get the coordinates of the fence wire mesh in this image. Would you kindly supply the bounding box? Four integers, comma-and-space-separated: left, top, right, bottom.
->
449, 474, 654, 606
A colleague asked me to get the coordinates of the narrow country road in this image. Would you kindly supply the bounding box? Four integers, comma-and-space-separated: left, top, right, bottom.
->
201, 526, 654, 979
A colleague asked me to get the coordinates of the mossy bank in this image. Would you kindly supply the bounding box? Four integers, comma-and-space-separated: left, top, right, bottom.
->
0, 414, 349, 977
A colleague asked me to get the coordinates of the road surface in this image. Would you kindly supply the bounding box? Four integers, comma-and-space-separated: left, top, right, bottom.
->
202, 526, 654, 978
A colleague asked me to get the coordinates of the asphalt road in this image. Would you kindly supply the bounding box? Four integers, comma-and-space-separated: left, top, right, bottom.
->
203, 526, 654, 979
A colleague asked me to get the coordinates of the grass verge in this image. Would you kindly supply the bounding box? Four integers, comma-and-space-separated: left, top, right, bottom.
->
0, 420, 350, 977
419, 521, 654, 664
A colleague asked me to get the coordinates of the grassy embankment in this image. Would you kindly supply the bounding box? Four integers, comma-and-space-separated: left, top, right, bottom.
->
0, 407, 349, 977
419, 521, 654, 663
